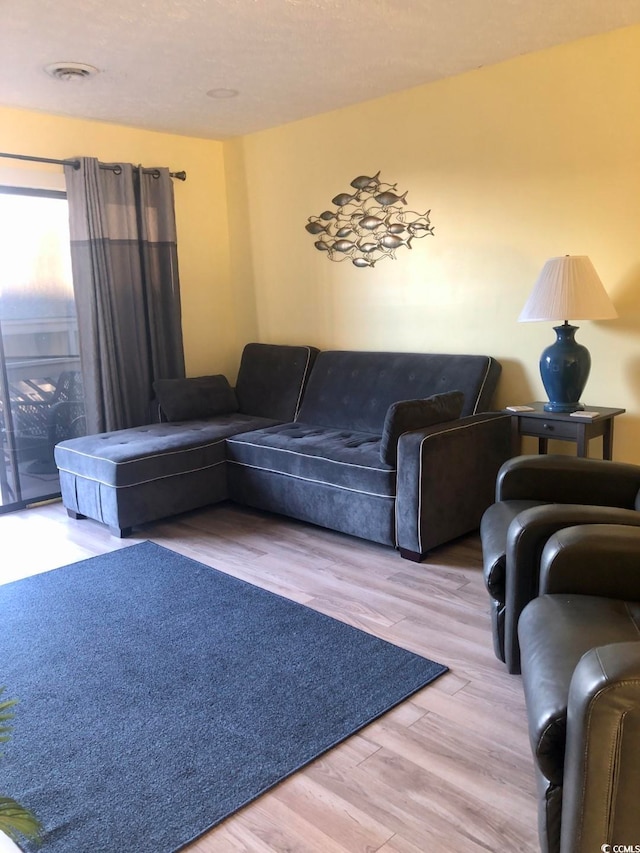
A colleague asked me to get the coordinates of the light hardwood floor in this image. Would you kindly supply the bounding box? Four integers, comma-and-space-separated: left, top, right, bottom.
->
0, 500, 539, 852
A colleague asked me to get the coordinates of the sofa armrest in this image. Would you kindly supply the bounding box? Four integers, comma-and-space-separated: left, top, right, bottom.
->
540, 524, 640, 600
379, 390, 464, 466
395, 412, 511, 559
504, 505, 640, 674
560, 642, 640, 852
496, 455, 640, 507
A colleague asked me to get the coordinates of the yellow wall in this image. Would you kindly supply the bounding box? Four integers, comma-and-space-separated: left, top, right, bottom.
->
0, 106, 240, 378
225, 25, 640, 463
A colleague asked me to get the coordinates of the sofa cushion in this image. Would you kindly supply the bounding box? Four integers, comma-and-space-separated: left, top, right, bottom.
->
380, 390, 465, 465
297, 350, 500, 434
55, 415, 279, 488
153, 374, 239, 421
235, 343, 319, 420
226, 422, 396, 497
519, 593, 640, 786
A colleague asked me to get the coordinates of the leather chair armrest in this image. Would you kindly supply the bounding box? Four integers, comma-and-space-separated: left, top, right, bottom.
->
561, 642, 640, 852
504, 505, 640, 674
496, 454, 640, 506
540, 524, 640, 600
395, 412, 511, 558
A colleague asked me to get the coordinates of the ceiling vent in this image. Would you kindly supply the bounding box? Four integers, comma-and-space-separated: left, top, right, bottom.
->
44, 62, 99, 81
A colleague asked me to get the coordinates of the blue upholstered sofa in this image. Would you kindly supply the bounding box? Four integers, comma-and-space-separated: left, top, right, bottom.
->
55, 343, 511, 560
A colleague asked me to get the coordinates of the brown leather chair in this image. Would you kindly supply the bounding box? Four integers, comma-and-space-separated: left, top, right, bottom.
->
518, 524, 640, 853
480, 454, 640, 673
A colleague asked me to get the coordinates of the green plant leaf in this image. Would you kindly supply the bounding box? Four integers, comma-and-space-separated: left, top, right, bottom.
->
0, 692, 18, 745
0, 696, 18, 721
0, 797, 42, 842
0, 688, 18, 713
0, 689, 42, 843
0, 692, 17, 758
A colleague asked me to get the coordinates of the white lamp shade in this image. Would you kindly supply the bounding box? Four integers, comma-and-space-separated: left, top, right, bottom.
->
519, 255, 617, 322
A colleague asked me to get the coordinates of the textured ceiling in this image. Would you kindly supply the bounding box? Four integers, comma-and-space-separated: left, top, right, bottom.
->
3, 0, 640, 140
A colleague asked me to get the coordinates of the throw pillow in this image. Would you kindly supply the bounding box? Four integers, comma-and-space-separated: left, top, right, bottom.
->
153, 375, 239, 421
380, 390, 465, 465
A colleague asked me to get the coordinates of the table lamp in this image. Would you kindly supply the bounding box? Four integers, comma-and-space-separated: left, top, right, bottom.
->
518, 255, 617, 412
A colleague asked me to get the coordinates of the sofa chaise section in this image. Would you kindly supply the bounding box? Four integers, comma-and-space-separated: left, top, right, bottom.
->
54, 343, 318, 536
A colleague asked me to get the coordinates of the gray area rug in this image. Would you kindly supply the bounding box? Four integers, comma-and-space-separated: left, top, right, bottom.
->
0, 541, 447, 852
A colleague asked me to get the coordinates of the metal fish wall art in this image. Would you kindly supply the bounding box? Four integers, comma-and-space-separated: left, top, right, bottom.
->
305, 172, 434, 268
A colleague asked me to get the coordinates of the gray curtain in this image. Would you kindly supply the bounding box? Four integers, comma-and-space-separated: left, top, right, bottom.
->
64, 158, 185, 433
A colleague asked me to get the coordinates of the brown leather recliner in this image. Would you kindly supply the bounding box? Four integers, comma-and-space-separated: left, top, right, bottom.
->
518, 524, 640, 853
480, 454, 640, 673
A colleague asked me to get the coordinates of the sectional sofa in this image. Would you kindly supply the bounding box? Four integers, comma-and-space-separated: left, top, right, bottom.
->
54, 342, 512, 560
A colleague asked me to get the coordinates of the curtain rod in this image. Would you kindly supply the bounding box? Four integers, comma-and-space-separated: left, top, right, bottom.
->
0, 151, 186, 181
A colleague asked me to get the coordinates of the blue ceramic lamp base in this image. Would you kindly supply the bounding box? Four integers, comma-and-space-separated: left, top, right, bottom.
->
540, 322, 591, 413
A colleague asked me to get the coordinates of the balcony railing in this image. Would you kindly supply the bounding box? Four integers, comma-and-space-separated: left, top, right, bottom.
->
0, 356, 85, 508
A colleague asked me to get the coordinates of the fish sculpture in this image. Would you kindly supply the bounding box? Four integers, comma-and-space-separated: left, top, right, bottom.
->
305, 220, 328, 235
374, 190, 408, 206
357, 241, 378, 253
349, 171, 381, 190
331, 192, 358, 207
305, 172, 433, 267
333, 239, 357, 253
380, 234, 412, 250
407, 218, 434, 235
360, 215, 385, 230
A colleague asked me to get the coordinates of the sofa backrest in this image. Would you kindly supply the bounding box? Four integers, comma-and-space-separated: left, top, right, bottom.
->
297, 350, 501, 433
235, 343, 319, 421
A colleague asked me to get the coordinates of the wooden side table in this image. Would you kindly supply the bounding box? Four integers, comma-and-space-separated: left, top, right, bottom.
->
507, 402, 625, 460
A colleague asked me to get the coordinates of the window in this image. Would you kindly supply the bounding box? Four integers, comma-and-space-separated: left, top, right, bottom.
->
0, 187, 85, 511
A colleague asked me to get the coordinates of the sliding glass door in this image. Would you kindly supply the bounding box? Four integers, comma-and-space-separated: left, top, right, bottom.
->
0, 187, 85, 512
